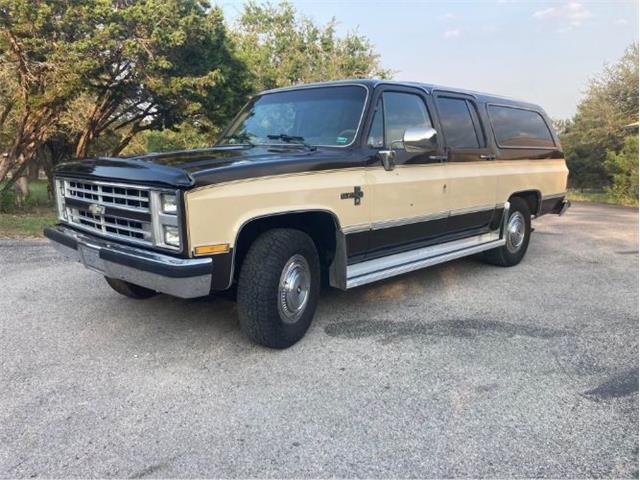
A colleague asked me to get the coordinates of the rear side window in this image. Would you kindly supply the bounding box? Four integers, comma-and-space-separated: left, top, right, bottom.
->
488, 105, 555, 148
436, 97, 480, 149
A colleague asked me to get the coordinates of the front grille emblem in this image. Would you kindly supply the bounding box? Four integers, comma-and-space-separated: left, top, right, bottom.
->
88, 203, 105, 215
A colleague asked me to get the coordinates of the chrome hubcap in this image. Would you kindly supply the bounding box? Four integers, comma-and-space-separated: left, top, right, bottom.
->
278, 254, 311, 324
506, 211, 526, 253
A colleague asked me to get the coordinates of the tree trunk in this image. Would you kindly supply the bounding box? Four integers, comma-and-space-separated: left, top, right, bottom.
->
13, 174, 29, 207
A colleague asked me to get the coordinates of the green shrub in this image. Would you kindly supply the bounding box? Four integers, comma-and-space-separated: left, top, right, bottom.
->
605, 135, 639, 205
0, 189, 17, 213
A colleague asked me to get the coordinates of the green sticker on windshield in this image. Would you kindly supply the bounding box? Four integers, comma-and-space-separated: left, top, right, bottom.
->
336, 136, 348, 144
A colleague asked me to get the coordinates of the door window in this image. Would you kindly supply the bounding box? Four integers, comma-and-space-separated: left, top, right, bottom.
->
436, 97, 481, 149
383, 92, 432, 149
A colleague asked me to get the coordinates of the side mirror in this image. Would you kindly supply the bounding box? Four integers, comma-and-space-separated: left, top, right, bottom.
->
403, 127, 438, 153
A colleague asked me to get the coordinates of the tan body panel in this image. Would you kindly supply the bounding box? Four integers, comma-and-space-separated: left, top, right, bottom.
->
185, 158, 568, 254
185, 168, 368, 251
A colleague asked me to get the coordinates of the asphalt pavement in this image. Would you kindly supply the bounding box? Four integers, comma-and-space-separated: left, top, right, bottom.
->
1, 202, 638, 478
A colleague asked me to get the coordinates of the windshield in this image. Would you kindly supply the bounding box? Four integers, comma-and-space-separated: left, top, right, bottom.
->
218, 85, 367, 147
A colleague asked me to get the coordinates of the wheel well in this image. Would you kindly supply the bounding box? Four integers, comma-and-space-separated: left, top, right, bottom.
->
233, 211, 339, 284
509, 190, 540, 216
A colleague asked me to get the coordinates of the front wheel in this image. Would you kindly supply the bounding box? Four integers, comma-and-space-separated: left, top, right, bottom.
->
482, 197, 531, 267
237, 229, 321, 349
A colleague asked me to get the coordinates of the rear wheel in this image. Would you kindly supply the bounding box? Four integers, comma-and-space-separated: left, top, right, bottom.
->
482, 197, 531, 267
237, 228, 321, 349
104, 277, 157, 299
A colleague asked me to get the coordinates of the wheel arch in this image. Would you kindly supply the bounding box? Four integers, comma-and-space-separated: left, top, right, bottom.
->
228, 209, 343, 290
508, 189, 542, 217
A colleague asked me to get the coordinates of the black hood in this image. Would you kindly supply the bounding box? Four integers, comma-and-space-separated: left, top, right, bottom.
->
54, 146, 368, 189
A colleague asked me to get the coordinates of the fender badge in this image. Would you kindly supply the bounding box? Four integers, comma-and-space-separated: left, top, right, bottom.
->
340, 186, 364, 206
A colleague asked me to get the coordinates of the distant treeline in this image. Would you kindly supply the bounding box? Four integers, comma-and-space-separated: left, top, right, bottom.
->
555, 43, 638, 204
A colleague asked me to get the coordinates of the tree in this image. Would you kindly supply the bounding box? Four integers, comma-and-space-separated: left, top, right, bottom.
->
0, 0, 96, 190
604, 134, 638, 204
233, 1, 392, 92
71, 0, 251, 158
0, 0, 251, 192
561, 43, 639, 189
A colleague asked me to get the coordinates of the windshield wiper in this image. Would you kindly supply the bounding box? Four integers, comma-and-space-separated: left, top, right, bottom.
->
266, 133, 316, 151
218, 133, 255, 147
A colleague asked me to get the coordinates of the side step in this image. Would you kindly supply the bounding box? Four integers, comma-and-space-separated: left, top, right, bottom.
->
345, 230, 505, 289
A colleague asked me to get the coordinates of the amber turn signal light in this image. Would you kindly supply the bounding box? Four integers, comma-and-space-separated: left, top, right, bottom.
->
194, 244, 230, 255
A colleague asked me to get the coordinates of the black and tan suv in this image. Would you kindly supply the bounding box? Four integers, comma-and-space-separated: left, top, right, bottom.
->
45, 80, 570, 348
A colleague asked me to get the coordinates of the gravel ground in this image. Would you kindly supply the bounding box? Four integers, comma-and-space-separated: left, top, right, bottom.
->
0, 202, 638, 478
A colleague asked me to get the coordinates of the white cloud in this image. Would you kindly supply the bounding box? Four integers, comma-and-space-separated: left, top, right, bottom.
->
532, 2, 593, 30
437, 13, 455, 21
533, 7, 555, 19
615, 18, 629, 25
443, 28, 461, 39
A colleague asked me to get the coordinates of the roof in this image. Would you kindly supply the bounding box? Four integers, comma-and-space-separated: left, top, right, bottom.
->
259, 79, 541, 110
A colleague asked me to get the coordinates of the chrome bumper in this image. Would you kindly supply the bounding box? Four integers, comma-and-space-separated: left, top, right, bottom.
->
44, 225, 212, 298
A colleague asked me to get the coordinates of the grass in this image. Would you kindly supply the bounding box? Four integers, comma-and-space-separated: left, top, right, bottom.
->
0, 179, 57, 238
567, 190, 638, 207
0, 207, 57, 238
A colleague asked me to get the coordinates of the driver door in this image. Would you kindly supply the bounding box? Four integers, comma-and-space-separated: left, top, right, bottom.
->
364, 86, 450, 259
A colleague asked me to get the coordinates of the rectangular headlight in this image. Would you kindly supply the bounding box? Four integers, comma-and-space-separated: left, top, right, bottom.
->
55, 179, 67, 221
163, 225, 180, 247
161, 193, 177, 214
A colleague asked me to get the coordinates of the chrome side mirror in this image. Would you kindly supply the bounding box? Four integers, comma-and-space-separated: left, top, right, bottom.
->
403, 127, 438, 153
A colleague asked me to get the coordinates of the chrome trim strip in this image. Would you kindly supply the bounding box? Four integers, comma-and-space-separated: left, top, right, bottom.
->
371, 211, 449, 231
346, 230, 504, 289
350, 205, 497, 234
342, 223, 371, 235
47, 225, 211, 299
449, 204, 497, 217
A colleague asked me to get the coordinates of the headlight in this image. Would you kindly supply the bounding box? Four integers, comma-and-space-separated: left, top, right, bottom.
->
161, 193, 177, 214
55, 179, 68, 221
163, 225, 180, 247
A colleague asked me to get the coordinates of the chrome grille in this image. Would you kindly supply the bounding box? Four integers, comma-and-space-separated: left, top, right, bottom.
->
64, 179, 150, 213
56, 177, 158, 248
72, 208, 152, 242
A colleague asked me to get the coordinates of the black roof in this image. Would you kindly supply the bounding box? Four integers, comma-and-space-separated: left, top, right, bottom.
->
261, 79, 542, 111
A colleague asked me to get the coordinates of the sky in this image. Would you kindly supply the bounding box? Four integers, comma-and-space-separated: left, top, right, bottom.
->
217, 0, 639, 119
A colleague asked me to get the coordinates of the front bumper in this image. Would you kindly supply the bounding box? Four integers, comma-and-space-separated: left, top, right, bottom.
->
44, 225, 212, 298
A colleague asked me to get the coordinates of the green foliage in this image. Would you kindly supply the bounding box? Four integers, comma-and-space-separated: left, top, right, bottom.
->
560, 43, 639, 189
0, 0, 391, 177
0, 179, 52, 213
232, 1, 392, 92
604, 135, 639, 205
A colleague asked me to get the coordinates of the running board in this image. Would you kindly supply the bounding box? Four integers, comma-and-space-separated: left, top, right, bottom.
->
345, 230, 505, 289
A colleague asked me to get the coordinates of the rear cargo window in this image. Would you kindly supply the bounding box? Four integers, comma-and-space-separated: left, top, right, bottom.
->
488, 105, 555, 148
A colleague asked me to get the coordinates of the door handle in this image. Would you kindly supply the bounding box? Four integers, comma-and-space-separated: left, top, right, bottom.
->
480, 154, 496, 160
428, 155, 447, 162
